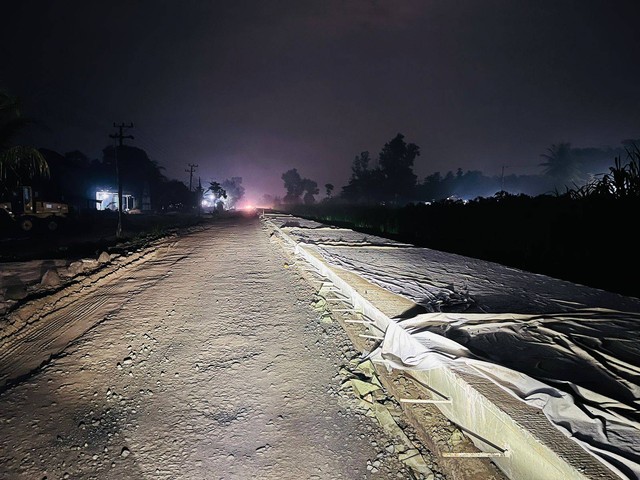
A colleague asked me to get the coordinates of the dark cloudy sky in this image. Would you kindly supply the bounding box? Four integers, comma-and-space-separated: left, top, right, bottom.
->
2, 0, 639, 204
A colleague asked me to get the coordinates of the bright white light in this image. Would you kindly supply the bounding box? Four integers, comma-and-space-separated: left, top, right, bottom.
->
95, 190, 134, 211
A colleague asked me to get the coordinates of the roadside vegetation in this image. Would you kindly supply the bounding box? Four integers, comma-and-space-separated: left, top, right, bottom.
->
0, 91, 49, 195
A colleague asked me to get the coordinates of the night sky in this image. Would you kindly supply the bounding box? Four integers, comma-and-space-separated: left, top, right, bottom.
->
2, 0, 640, 204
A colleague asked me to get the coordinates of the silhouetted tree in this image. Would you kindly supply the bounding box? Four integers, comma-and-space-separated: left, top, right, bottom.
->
282, 168, 305, 204
102, 145, 165, 210
203, 180, 226, 212
442, 171, 456, 194
302, 178, 319, 204
35, 149, 98, 210
378, 133, 419, 203
352, 151, 371, 179
281, 168, 320, 205
419, 171, 443, 201
341, 134, 420, 204
207, 181, 227, 200
221, 176, 245, 209
325, 183, 334, 198
540, 142, 583, 189
0, 92, 49, 194
157, 179, 192, 211
341, 151, 384, 203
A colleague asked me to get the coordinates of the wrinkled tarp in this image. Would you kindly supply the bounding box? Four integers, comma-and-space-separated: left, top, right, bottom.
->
266, 214, 640, 479
370, 319, 640, 479
308, 243, 640, 314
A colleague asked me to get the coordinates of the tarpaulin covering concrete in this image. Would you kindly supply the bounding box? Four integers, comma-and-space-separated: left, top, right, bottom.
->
372, 317, 640, 479
267, 214, 640, 479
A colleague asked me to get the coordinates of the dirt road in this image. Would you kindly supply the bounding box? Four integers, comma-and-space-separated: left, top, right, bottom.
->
0, 214, 438, 479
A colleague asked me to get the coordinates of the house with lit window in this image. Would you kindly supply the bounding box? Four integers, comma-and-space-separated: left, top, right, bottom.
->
95, 188, 136, 212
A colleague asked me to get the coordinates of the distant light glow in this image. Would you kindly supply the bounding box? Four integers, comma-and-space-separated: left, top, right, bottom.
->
201, 192, 227, 211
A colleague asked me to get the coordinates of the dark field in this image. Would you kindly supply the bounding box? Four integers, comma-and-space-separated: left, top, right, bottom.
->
0, 210, 209, 262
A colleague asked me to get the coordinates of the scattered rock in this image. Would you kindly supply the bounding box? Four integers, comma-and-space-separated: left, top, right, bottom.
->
4, 284, 27, 300
120, 447, 130, 458
40, 269, 61, 287
399, 449, 433, 477
98, 251, 111, 264
66, 261, 85, 276
448, 428, 464, 446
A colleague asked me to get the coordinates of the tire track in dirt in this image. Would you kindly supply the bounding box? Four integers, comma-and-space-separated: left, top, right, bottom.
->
0, 235, 198, 392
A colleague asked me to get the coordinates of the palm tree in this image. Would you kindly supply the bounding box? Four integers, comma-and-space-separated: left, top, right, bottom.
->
0, 91, 49, 194
539, 142, 583, 188
207, 181, 227, 200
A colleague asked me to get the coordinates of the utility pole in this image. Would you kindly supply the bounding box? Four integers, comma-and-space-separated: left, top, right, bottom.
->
185, 163, 198, 191
196, 177, 203, 216
109, 122, 134, 238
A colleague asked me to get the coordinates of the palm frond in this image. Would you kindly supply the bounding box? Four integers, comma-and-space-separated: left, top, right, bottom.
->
0, 146, 49, 181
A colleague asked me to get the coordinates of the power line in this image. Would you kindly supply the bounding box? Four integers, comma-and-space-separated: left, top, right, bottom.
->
185, 163, 198, 192
110, 122, 134, 147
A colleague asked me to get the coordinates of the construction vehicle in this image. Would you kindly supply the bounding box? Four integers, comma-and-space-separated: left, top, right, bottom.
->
0, 186, 69, 232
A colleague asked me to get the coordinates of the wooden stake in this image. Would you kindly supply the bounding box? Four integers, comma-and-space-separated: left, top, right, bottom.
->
358, 334, 384, 340
399, 398, 452, 405
442, 451, 509, 458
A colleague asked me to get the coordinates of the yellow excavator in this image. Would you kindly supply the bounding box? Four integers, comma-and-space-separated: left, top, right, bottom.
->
0, 186, 69, 232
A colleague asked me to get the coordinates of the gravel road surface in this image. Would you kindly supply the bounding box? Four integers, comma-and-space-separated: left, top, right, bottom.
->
0, 214, 438, 479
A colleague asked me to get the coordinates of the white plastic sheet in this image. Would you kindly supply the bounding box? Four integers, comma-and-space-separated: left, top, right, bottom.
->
270, 214, 640, 478
371, 319, 640, 479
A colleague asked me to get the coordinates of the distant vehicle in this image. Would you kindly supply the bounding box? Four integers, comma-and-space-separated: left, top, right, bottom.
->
0, 186, 69, 232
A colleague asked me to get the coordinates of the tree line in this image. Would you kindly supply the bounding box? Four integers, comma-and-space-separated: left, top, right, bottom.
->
278, 133, 640, 206
0, 90, 244, 214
